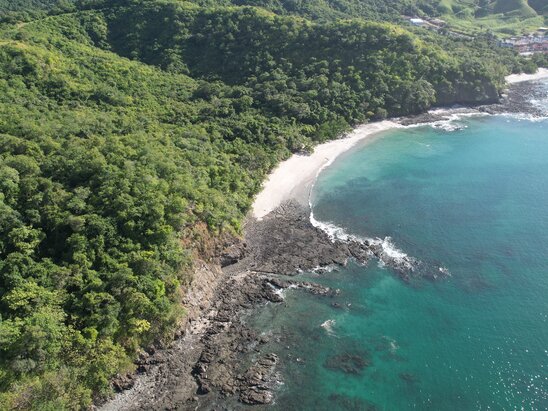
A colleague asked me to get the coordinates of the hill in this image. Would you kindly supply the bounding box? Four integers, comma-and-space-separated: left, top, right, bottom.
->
0, 0, 75, 19
432, 0, 546, 35
1, 0, 546, 35
493, 0, 537, 16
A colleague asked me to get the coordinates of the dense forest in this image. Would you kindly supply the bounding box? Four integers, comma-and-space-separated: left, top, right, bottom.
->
0, 0, 545, 409
2, 0, 546, 34
0, 0, 454, 21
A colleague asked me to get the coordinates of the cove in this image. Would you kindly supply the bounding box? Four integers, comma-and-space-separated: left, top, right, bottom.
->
249, 114, 548, 410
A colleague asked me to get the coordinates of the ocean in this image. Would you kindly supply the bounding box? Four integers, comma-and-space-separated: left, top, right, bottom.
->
249, 89, 548, 410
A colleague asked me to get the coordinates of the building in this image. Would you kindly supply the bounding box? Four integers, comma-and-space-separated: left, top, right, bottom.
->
409, 18, 426, 27
498, 32, 548, 55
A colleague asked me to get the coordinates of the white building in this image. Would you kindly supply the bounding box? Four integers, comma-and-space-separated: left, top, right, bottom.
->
409, 18, 426, 27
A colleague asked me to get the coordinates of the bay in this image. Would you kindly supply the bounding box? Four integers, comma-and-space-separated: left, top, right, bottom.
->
250, 112, 548, 410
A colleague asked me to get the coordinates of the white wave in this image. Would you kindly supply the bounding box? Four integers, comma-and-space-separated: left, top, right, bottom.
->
267, 282, 286, 299
309, 210, 358, 242
499, 112, 548, 123
309, 210, 416, 272
320, 319, 336, 336
383, 336, 399, 354
401, 106, 547, 131
312, 264, 338, 273
431, 120, 466, 132
403, 111, 487, 132
370, 236, 416, 272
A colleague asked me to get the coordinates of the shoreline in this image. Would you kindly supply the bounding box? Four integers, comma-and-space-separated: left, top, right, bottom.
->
505, 68, 548, 84
252, 120, 398, 219
252, 70, 548, 219
100, 72, 547, 410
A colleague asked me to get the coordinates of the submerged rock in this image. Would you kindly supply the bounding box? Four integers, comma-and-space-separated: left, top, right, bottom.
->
324, 352, 371, 375
328, 393, 378, 411
399, 372, 420, 384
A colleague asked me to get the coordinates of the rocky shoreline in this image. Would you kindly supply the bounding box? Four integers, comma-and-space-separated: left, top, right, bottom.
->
100, 201, 376, 410
100, 197, 451, 411
99, 79, 547, 411
399, 78, 547, 125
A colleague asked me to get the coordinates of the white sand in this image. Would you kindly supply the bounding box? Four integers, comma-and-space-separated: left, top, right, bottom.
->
252, 120, 398, 219
506, 68, 548, 84
252, 68, 548, 219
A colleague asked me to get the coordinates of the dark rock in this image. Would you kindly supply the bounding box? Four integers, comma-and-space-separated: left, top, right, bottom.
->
324, 352, 371, 375
220, 244, 246, 267
197, 381, 211, 395
240, 201, 368, 275
240, 387, 273, 405
479, 80, 548, 118
399, 372, 419, 384
328, 393, 378, 411
111, 374, 135, 392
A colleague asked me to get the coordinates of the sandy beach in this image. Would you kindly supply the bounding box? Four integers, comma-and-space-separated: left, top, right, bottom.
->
252, 69, 548, 220
506, 68, 548, 84
252, 120, 398, 219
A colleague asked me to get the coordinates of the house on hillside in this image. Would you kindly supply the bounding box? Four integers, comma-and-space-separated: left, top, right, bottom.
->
498, 32, 548, 55
409, 18, 426, 27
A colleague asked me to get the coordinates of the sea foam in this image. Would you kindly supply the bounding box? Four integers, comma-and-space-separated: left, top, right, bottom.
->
309, 209, 416, 272
320, 319, 337, 336
403, 110, 486, 132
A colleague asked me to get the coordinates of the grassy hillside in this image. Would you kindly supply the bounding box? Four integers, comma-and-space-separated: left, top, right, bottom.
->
2, 0, 546, 35
493, 0, 537, 16
433, 0, 546, 35
0, 0, 76, 20
0, 0, 540, 409
192, 0, 438, 21
192, 0, 547, 35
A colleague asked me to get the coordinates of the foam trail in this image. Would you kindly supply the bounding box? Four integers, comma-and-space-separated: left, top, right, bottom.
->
402, 110, 487, 132
501, 112, 548, 122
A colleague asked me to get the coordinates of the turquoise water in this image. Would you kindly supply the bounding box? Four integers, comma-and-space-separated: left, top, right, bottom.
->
250, 113, 548, 410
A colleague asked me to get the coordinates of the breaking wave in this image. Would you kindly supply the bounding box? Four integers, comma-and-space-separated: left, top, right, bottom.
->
404, 110, 487, 132
402, 107, 547, 133
309, 209, 452, 280
499, 112, 548, 123
309, 209, 417, 273
320, 319, 337, 336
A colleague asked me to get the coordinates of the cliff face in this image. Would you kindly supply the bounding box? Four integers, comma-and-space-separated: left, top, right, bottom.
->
101, 259, 224, 410
436, 79, 501, 106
